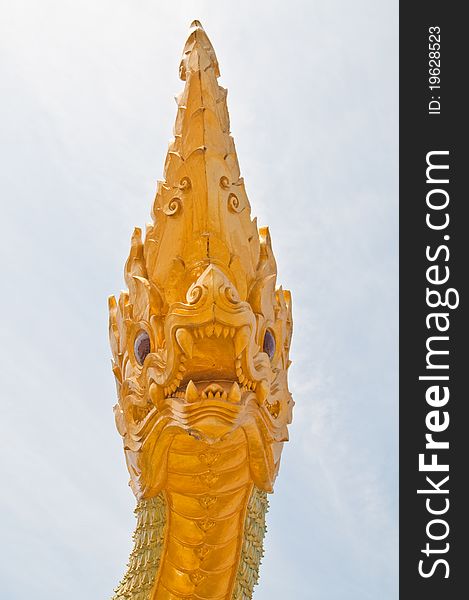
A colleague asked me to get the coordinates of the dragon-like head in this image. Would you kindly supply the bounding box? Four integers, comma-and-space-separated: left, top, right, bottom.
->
109, 21, 293, 500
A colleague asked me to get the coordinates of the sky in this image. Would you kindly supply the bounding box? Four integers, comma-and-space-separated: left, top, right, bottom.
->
0, 1, 398, 599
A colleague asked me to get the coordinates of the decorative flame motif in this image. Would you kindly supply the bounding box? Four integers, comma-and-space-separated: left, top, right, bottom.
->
109, 20, 293, 600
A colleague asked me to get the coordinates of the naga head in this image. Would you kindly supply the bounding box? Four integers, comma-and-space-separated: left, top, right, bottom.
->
109, 21, 293, 500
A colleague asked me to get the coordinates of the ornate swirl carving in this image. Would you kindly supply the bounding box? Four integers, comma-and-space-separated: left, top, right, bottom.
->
228, 193, 243, 213
179, 177, 191, 191
224, 285, 240, 305
219, 176, 230, 190
186, 283, 204, 305
163, 197, 182, 216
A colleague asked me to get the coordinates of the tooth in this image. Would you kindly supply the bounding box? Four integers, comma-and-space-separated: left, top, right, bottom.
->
230, 327, 235, 337
199, 327, 205, 339
238, 373, 245, 383
236, 367, 243, 377
251, 381, 257, 390
214, 324, 223, 338
193, 328, 200, 339
176, 329, 193, 358
179, 363, 186, 372
170, 382, 178, 392
185, 380, 199, 403
223, 327, 230, 338
215, 391, 221, 398
208, 391, 214, 399
176, 372, 184, 381
235, 358, 242, 369
205, 324, 214, 337
228, 382, 241, 403
164, 387, 168, 397
180, 355, 187, 363
149, 382, 164, 408
234, 325, 250, 357
256, 380, 269, 405
201, 391, 207, 399
222, 391, 227, 400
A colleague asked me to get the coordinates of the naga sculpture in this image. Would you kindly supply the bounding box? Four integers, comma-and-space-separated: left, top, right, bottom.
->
108, 21, 293, 600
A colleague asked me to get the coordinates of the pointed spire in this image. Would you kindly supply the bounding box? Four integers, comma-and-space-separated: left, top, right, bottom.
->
144, 22, 266, 306
179, 20, 220, 81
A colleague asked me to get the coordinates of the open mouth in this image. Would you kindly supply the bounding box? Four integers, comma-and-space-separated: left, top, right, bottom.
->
158, 321, 269, 408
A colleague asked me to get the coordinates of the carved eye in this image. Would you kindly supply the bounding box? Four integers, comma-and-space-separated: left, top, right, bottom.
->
263, 329, 276, 360
134, 331, 151, 365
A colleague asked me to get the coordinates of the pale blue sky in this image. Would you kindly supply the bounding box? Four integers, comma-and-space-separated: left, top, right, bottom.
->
0, 1, 398, 598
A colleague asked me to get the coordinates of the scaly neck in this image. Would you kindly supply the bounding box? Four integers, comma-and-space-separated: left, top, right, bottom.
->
112, 430, 268, 600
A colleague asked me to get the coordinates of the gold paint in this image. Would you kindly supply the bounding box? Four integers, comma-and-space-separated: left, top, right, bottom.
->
109, 20, 293, 600
232, 488, 269, 600
112, 495, 166, 600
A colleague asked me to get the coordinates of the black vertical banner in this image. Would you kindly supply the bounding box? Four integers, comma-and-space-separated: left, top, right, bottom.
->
400, 3, 467, 599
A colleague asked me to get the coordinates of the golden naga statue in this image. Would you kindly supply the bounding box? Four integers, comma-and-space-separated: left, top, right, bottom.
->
108, 21, 293, 600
